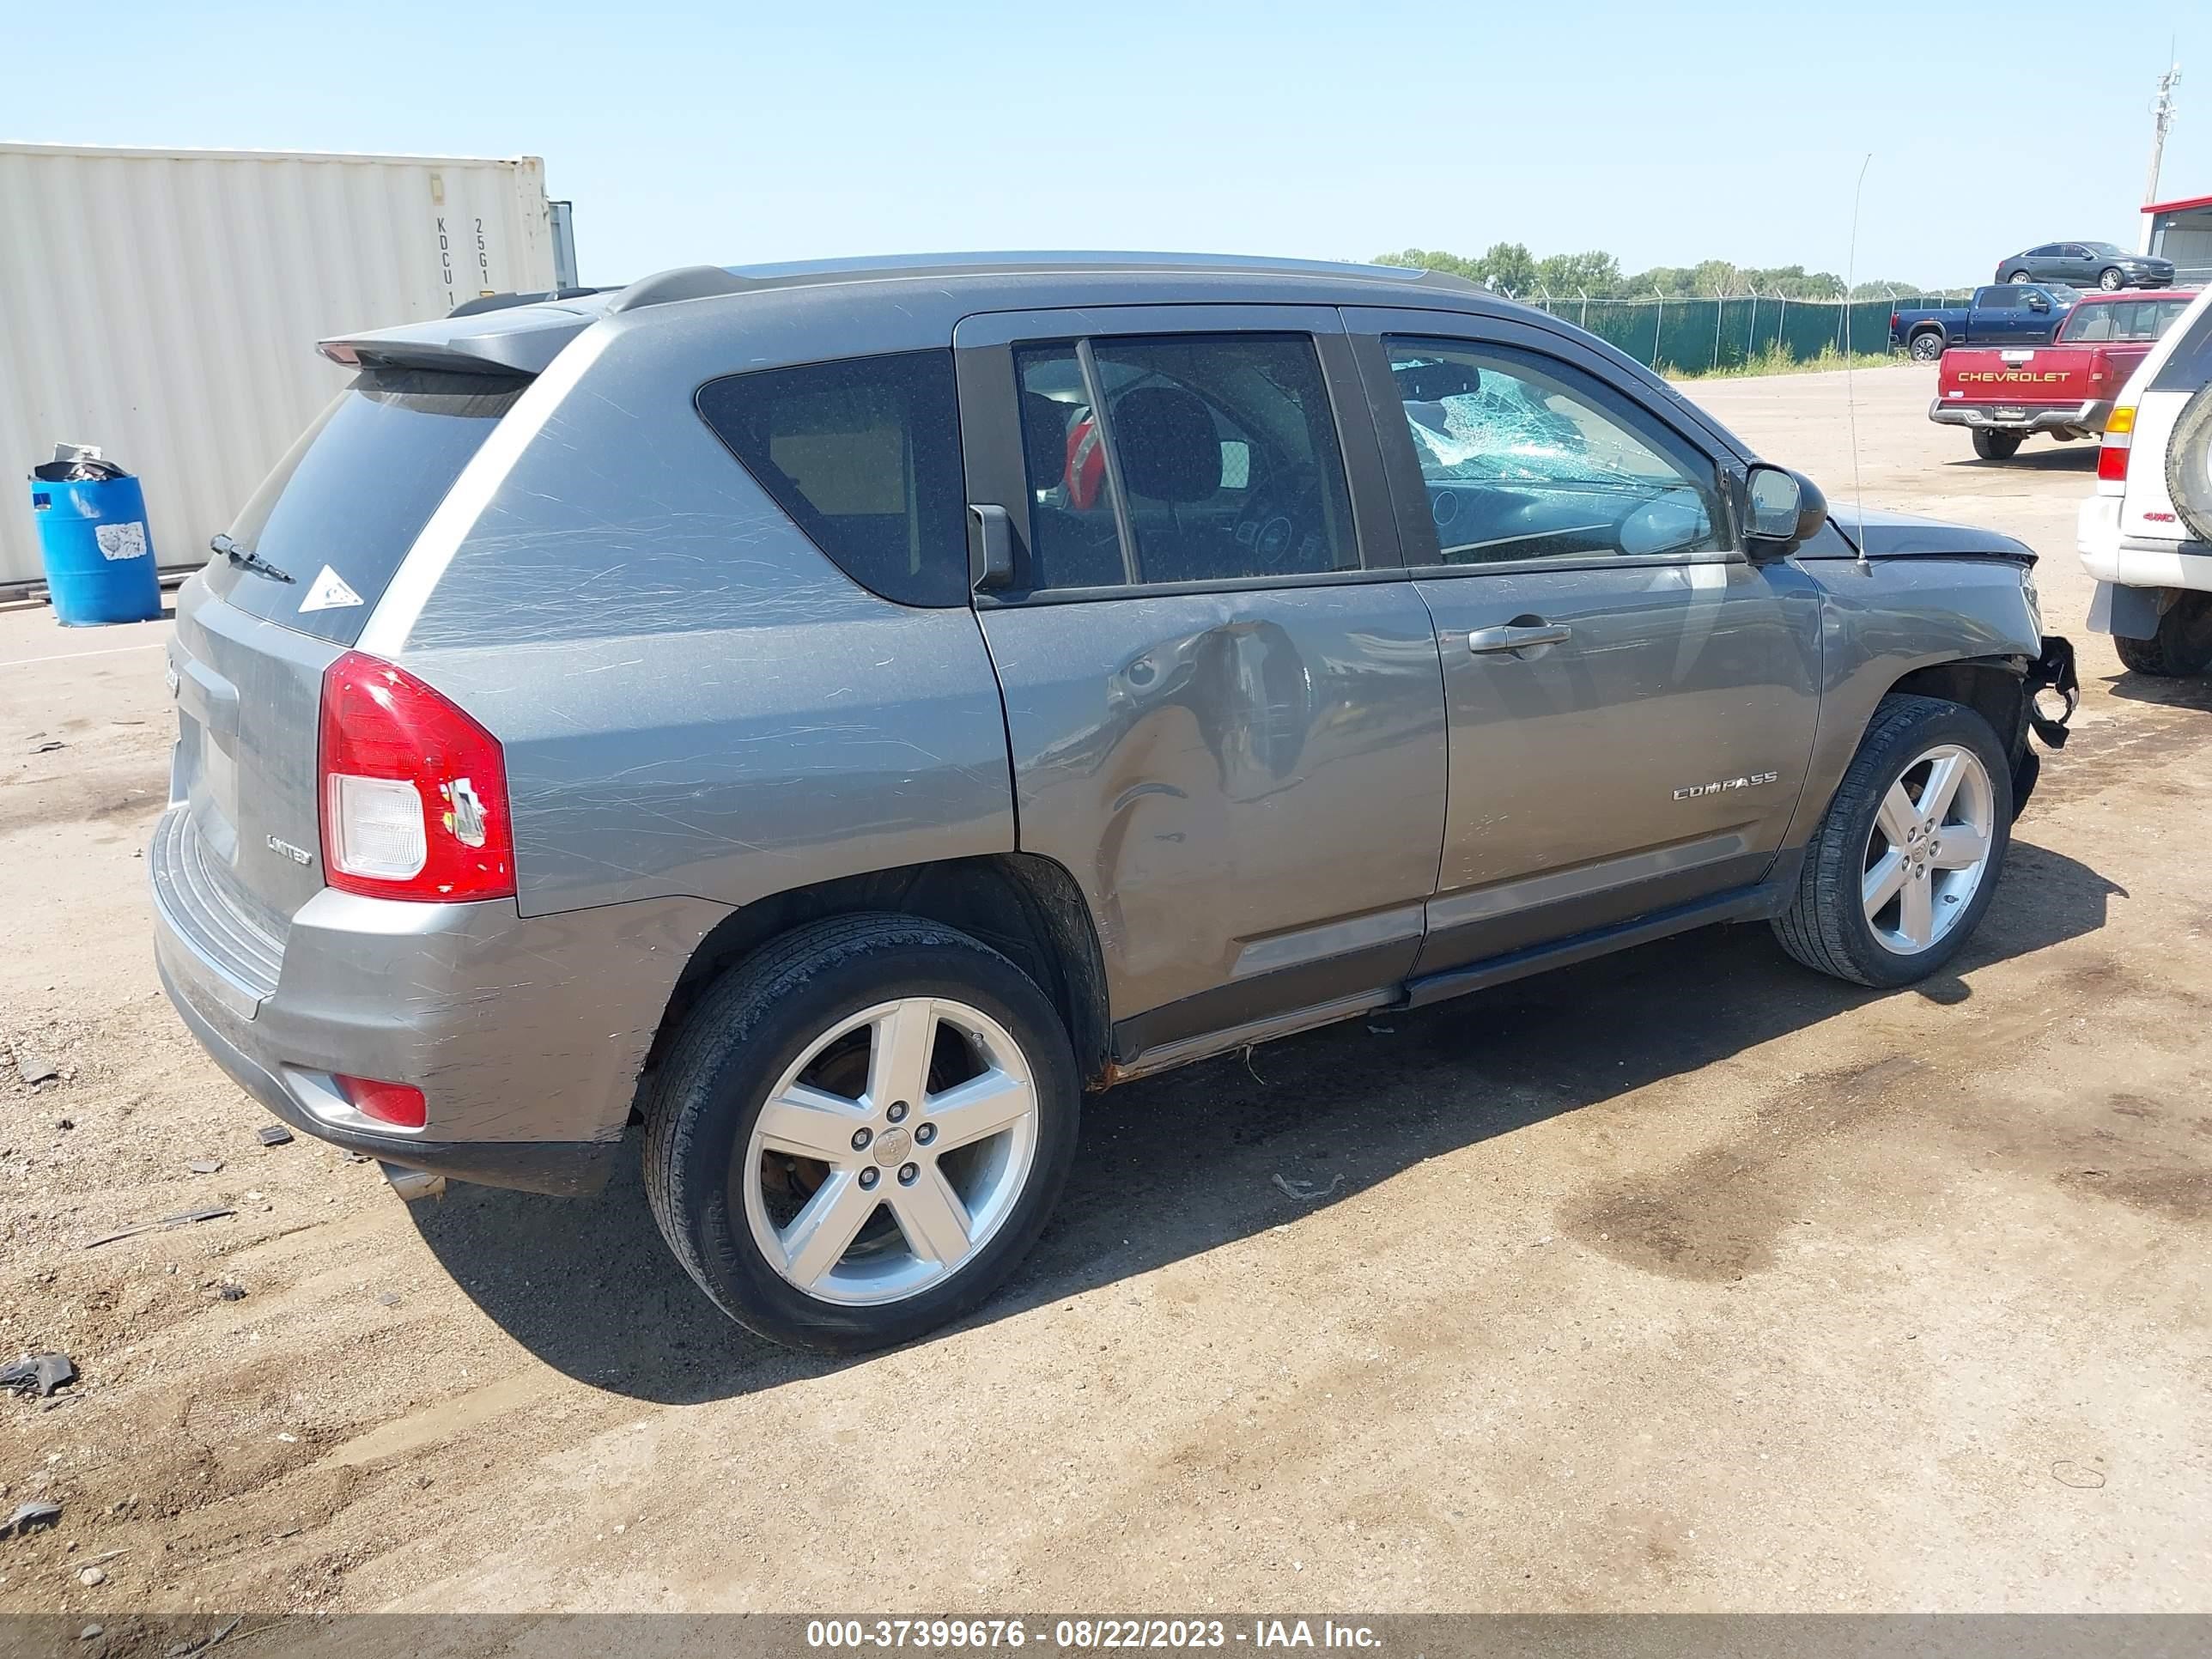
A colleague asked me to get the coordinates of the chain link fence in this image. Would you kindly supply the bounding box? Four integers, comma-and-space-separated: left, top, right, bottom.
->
1506, 291, 1972, 376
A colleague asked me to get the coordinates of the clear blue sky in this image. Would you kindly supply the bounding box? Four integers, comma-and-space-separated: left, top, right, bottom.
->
16, 0, 2206, 290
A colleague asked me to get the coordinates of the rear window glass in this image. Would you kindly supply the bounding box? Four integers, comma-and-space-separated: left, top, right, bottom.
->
2062, 297, 2194, 344
696, 350, 968, 608
2151, 300, 2212, 392
207, 369, 524, 645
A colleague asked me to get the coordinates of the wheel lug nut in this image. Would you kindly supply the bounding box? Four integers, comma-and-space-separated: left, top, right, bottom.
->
915, 1123, 936, 1146
858, 1167, 879, 1190
886, 1101, 908, 1124
898, 1163, 919, 1186
851, 1127, 872, 1152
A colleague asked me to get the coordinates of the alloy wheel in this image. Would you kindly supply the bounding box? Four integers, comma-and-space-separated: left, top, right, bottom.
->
1862, 744, 1996, 956
737, 996, 1039, 1306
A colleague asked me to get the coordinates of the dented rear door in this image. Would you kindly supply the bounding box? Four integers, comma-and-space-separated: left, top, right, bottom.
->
951, 304, 1449, 1057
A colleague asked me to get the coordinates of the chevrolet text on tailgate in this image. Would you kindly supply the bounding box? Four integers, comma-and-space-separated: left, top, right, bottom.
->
153, 252, 2077, 1352
1932, 289, 2199, 459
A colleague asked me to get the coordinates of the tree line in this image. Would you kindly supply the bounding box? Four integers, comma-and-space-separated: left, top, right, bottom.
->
1374, 244, 1934, 301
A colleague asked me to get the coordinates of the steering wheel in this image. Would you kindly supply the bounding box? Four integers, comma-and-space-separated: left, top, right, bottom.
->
1232, 462, 1326, 574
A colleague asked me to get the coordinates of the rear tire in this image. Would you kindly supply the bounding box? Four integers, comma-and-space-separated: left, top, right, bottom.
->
1771, 695, 2013, 988
2114, 592, 2212, 678
643, 914, 1079, 1352
1972, 428, 2023, 461
1909, 330, 1944, 362
2007, 271, 2033, 284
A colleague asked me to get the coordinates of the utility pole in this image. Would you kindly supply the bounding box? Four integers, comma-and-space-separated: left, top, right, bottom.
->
2146, 52, 2181, 209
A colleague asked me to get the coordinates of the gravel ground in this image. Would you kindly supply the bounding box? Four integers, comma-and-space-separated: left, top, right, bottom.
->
0, 362, 2205, 1616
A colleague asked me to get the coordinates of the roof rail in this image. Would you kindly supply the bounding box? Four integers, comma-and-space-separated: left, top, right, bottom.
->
601, 265, 759, 314
447, 286, 610, 318
597, 252, 1492, 313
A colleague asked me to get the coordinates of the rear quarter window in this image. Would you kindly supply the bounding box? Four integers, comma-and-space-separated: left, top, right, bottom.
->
696, 349, 968, 608
209, 370, 524, 646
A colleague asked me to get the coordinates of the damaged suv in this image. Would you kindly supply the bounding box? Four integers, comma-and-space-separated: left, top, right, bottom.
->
153, 254, 2075, 1350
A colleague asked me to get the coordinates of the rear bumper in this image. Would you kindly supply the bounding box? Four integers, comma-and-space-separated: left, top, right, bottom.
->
155, 950, 620, 1194
2078, 493, 2212, 592
1929, 398, 2108, 434
150, 806, 725, 1196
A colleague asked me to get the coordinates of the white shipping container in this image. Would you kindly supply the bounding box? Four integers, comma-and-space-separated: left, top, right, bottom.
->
1, 143, 564, 587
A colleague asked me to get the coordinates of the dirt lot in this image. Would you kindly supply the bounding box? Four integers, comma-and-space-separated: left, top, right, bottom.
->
2, 362, 2206, 1616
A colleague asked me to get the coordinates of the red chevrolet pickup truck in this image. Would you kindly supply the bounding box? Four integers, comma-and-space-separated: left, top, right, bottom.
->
1930, 289, 2198, 459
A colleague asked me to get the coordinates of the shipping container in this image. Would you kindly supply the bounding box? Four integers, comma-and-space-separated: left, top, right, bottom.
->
1, 143, 568, 589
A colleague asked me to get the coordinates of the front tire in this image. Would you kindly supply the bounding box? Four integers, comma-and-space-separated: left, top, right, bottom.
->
1771, 695, 2012, 988
2098, 267, 2125, 292
643, 914, 1079, 1352
2114, 592, 2212, 678
1972, 428, 2023, 461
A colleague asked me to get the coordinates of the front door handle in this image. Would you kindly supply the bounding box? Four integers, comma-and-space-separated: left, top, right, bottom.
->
1468, 622, 1572, 654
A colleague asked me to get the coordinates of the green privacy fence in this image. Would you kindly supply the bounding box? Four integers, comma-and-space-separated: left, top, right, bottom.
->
1516, 293, 1966, 375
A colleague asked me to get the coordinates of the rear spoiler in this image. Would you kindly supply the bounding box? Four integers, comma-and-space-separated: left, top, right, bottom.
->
316, 264, 753, 377
319, 298, 603, 377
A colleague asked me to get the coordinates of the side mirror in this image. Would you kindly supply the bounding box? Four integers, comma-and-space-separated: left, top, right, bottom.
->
2027, 294, 2051, 313
1744, 464, 1827, 558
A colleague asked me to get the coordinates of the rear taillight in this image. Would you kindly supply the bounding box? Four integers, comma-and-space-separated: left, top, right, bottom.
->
2097, 404, 2134, 487
318, 651, 514, 902
334, 1074, 428, 1129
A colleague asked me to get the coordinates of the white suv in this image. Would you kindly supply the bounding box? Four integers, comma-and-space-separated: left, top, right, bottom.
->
2081, 286, 2212, 674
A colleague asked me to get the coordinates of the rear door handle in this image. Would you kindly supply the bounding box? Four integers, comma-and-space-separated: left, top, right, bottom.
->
1468, 623, 1571, 654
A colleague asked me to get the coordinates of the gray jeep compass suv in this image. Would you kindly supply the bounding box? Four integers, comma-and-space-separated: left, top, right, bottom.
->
153, 253, 2076, 1350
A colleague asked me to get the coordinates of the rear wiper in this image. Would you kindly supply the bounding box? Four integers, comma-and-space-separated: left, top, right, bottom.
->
210, 533, 294, 584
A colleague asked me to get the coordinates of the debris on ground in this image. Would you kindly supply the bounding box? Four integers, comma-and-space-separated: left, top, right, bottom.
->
82, 1206, 234, 1250
2, 1498, 61, 1536
1272, 1172, 1346, 1202
14, 1049, 59, 1087
160, 1614, 240, 1655
186, 1158, 223, 1175
0, 1352, 77, 1398
33, 739, 66, 754
79, 1626, 102, 1643
256, 1125, 294, 1147
76, 1565, 106, 1587
213, 1281, 246, 1302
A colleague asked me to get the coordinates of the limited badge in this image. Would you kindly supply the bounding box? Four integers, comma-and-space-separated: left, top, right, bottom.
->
300, 565, 363, 612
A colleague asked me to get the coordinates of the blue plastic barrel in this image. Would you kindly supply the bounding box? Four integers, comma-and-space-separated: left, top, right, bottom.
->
27, 471, 162, 625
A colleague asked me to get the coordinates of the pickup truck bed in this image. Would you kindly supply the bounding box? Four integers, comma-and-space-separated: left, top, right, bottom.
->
1931, 289, 2199, 459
